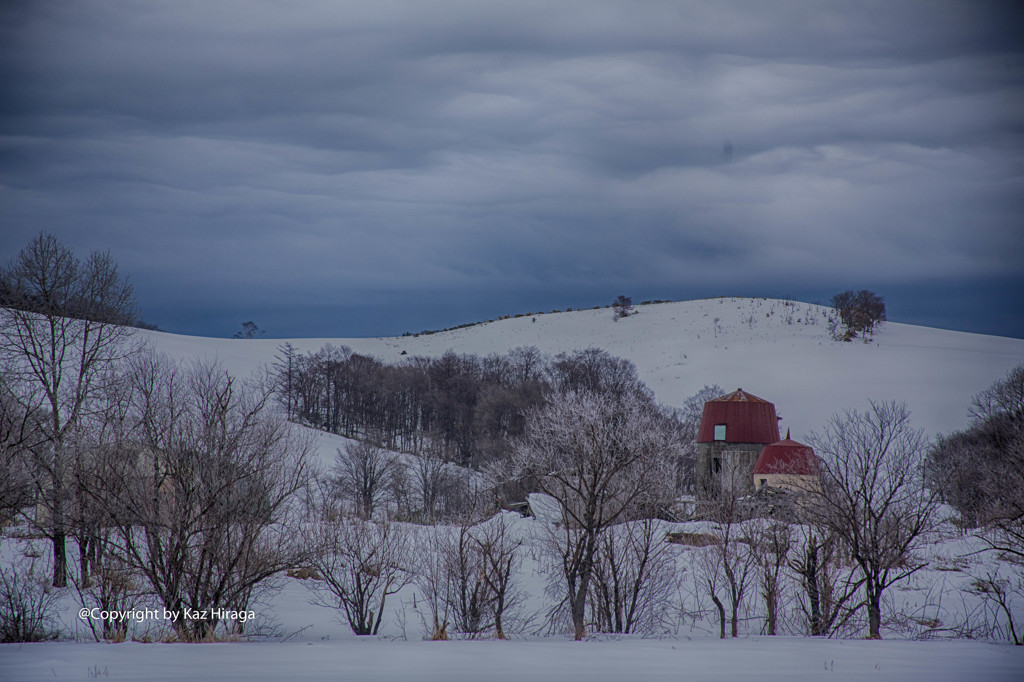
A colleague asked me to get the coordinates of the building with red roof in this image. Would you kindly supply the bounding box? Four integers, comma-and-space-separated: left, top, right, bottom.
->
753, 430, 822, 494
695, 388, 782, 497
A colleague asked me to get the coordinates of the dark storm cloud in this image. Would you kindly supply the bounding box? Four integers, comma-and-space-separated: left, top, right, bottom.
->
1, 1, 1022, 337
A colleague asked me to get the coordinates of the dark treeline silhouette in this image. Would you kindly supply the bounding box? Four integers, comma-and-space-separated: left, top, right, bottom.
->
275, 344, 670, 471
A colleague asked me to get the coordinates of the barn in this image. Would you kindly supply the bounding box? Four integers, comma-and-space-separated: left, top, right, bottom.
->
695, 388, 781, 497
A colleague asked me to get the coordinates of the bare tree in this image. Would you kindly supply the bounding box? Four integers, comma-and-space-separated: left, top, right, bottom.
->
512, 390, 678, 640
67, 370, 148, 641
612, 295, 634, 320
97, 354, 313, 641
305, 508, 410, 636
0, 232, 140, 586
700, 485, 757, 639
444, 523, 489, 637
672, 385, 723, 495
546, 348, 651, 403
0, 365, 39, 523
786, 525, 863, 637
750, 519, 790, 636
0, 555, 62, 642
968, 570, 1024, 645
696, 541, 729, 640
332, 440, 399, 519
410, 447, 452, 523
472, 513, 525, 639
412, 530, 455, 640
232, 321, 264, 339
272, 342, 299, 420
805, 400, 937, 639
409, 514, 525, 640
590, 517, 678, 634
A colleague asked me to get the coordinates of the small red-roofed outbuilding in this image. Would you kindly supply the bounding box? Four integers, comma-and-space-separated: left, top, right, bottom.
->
752, 429, 822, 493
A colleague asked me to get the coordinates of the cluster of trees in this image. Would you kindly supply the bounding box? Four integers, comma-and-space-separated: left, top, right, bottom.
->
275, 342, 685, 474
328, 439, 481, 524
275, 344, 547, 468
290, 440, 530, 640
0, 233, 141, 589
829, 290, 886, 341
928, 363, 1024, 643
307, 385, 685, 641
0, 234, 314, 642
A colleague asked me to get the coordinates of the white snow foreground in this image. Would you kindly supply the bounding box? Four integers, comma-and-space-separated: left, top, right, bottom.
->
3, 509, 1024, 680
2, 637, 1023, 681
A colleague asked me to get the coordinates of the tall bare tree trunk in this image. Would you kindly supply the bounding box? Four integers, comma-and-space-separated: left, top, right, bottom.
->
866, 586, 882, 639
711, 592, 726, 639
52, 532, 67, 588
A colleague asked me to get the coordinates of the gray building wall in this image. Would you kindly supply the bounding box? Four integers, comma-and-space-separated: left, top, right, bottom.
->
696, 441, 765, 498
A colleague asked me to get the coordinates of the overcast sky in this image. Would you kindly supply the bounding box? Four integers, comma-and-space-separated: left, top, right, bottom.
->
2, 1, 1022, 339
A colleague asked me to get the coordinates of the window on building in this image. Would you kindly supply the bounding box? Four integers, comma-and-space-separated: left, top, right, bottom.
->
713, 457, 722, 473
759, 478, 767, 489
714, 424, 726, 441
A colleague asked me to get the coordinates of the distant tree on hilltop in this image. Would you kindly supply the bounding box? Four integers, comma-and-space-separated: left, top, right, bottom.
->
830, 290, 885, 340
233, 321, 265, 339
612, 295, 634, 320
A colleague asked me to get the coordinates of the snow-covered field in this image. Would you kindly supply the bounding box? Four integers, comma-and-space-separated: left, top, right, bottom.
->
3, 297, 1024, 680
3, 637, 1023, 681
4, 514, 1024, 681
142, 297, 1024, 442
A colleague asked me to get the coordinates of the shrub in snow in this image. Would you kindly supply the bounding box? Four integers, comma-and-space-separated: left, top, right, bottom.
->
0, 556, 62, 642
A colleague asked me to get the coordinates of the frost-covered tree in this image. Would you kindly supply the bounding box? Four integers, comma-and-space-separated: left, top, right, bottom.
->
512, 390, 678, 640
929, 363, 1024, 546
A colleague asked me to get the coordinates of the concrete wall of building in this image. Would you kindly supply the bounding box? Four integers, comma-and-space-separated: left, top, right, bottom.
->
696, 441, 765, 498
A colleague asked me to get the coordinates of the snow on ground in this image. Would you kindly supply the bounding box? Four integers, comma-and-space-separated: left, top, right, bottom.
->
3, 298, 1024, 678
138, 297, 1024, 439
3, 637, 1023, 682
3, 509, 1023, 680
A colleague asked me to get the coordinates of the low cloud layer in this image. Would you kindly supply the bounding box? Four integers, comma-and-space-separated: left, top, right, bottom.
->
2, 1, 1022, 337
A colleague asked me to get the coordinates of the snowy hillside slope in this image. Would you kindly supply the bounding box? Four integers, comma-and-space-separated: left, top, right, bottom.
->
3, 298, 1024, 679
143, 297, 1024, 440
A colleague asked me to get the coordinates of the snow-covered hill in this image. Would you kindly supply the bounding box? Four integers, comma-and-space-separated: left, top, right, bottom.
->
144, 297, 1024, 440
4, 297, 1024, 680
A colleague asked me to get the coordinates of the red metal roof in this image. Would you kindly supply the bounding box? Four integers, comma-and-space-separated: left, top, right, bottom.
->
706, 388, 772, 404
697, 388, 781, 444
753, 437, 821, 476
